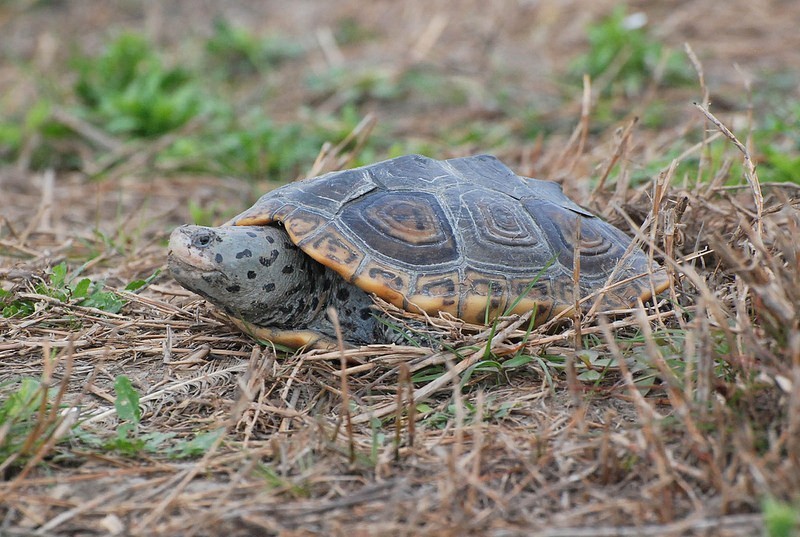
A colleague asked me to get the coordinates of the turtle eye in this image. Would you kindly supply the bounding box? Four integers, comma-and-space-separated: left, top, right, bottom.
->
192, 230, 214, 248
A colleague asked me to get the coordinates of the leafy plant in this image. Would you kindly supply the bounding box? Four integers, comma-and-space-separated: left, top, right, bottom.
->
95, 375, 223, 457
755, 102, 800, 184
307, 64, 467, 113
2, 30, 373, 179
161, 113, 317, 180
0, 98, 81, 169
169, 428, 224, 458
333, 17, 378, 45
416, 397, 516, 429
307, 66, 404, 106
212, 115, 319, 179
0, 378, 59, 466
570, 7, 691, 96
460, 354, 535, 387
0, 120, 23, 161
188, 199, 219, 227
73, 33, 208, 137
109, 375, 146, 453
0, 262, 158, 319
205, 18, 303, 78
762, 497, 800, 537
418, 401, 478, 429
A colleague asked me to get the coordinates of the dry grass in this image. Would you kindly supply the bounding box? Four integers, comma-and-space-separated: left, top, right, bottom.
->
2, 1, 800, 535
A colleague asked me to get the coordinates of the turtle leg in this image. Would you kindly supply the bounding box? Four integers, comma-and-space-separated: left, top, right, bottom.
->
227, 316, 349, 351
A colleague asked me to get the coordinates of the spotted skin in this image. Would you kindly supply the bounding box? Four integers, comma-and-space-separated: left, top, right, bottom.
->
168, 225, 393, 348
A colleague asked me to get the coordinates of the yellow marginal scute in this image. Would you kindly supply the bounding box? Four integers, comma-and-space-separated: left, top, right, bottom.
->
299, 224, 365, 281
460, 269, 510, 323
352, 258, 408, 308
403, 294, 449, 316
233, 214, 271, 226
231, 199, 295, 226
413, 272, 460, 316
592, 267, 672, 310
510, 297, 561, 325
284, 209, 328, 242
459, 296, 500, 325
647, 269, 672, 297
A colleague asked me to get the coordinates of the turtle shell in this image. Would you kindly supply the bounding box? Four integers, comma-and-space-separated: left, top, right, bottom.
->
229, 154, 669, 325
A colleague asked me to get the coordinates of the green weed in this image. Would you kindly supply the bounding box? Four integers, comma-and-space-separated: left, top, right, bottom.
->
76, 375, 224, 458
755, 103, 800, 184
2, 31, 366, 180
410, 365, 446, 383
1, 262, 120, 317
570, 7, 691, 96
1, 263, 158, 319
161, 103, 379, 180
205, 18, 303, 78
0, 378, 62, 467
417, 401, 477, 429
194, 113, 322, 179
307, 65, 466, 111
0, 120, 22, 160
0, 98, 81, 170
416, 397, 515, 429
461, 354, 535, 386
188, 199, 221, 227
333, 17, 378, 45
254, 463, 312, 496
307, 67, 405, 106
170, 428, 226, 459
107, 375, 150, 454
73, 33, 208, 138
762, 497, 800, 537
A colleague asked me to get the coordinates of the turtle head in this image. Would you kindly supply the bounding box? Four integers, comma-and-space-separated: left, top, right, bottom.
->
168, 224, 324, 327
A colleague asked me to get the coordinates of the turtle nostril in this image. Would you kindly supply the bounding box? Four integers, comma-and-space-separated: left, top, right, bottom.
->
192, 231, 213, 248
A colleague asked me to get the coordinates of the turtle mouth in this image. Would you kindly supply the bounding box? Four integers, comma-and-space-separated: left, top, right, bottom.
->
167, 253, 222, 280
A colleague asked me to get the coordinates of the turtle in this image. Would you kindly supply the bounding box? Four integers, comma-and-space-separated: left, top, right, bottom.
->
168, 154, 669, 349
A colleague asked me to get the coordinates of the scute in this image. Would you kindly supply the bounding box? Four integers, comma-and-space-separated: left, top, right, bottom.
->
341, 191, 459, 268
228, 154, 670, 325
300, 223, 365, 280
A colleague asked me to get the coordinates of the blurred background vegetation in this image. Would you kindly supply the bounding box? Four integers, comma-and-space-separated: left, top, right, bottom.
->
1, 0, 797, 188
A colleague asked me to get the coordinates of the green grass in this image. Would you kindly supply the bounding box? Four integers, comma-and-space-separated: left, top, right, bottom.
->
0, 14, 797, 192
76, 376, 226, 458
0, 30, 390, 180
1, 262, 121, 317
0, 372, 225, 470
755, 102, 800, 183
73, 33, 207, 138
0, 377, 62, 467
0, 262, 159, 319
205, 18, 304, 78
0, 372, 188, 484
570, 6, 692, 96
763, 497, 800, 537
